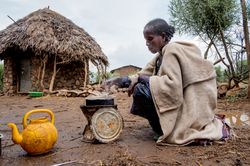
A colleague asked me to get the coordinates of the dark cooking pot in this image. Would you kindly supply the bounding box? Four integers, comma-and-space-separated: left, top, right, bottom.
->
85, 96, 114, 106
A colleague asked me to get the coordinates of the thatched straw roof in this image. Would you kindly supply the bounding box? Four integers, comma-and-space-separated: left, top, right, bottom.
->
0, 8, 108, 67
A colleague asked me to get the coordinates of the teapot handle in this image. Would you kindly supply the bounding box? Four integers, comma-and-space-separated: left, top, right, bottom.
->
23, 109, 55, 128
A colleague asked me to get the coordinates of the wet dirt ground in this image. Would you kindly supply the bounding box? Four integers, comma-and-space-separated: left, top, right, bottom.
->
0, 92, 250, 166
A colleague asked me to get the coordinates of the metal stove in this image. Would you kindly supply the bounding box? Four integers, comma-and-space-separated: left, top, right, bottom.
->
80, 95, 123, 143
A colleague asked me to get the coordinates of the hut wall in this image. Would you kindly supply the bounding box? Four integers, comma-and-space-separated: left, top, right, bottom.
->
31, 58, 87, 91
54, 63, 86, 90
3, 57, 18, 94
3, 55, 89, 94
111, 66, 141, 77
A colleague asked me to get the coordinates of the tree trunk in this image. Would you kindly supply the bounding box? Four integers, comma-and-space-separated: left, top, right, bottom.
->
97, 65, 101, 84
204, 41, 212, 59
219, 29, 235, 75
241, 0, 250, 98
49, 56, 57, 92
40, 56, 48, 90
84, 60, 88, 87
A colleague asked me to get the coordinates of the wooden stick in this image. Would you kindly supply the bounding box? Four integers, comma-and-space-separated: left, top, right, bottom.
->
7, 15, 19, 26
51, 160, 78, 166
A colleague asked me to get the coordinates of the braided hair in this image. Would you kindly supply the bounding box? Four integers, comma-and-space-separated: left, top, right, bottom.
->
144, 18, 175, 42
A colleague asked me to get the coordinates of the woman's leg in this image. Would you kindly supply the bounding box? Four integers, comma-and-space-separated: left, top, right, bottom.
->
130, 83, 163, 135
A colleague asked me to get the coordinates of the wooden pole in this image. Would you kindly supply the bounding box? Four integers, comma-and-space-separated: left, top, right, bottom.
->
84, 59, 88, 87
49, 56, 57, 92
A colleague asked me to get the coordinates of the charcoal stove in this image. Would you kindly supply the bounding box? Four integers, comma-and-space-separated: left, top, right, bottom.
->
80, 95, 124, 143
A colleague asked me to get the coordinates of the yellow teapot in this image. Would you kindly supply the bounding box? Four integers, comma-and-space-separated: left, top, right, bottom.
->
8, 109, 58, 155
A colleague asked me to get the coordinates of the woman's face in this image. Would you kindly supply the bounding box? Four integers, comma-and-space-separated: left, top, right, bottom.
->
143, 30, 167, 54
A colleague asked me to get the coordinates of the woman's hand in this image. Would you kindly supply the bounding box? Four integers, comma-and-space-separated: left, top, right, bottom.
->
102, 76, 131, 91
128, 75, 150, 96
128, 75, 139, 96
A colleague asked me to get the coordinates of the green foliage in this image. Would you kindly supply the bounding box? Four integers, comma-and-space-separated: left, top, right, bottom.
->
247, 0, 250, 19
169, 0, 249, 89
215, 66, 226, 82
215, 61, 248, 83
235, 60, 249, 79
169, 0, 239, 38
226, 87, 248, 102
0, 64, 3, 90
222, 59, 249, 82
89, 71, 96, 84
89, 71, 113, 84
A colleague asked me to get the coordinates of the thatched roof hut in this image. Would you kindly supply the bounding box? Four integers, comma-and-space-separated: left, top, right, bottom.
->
0, 8, 108, 94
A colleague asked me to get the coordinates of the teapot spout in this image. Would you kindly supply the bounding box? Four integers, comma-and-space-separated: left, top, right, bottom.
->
8, 123, 23, 144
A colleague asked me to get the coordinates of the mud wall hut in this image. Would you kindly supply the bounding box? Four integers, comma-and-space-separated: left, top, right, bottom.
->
0, 8, 108, 94
110, 65, 141, 77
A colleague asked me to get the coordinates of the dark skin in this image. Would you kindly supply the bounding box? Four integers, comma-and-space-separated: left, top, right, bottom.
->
125, 28, 169, 96
103, 28, 169, 94
143, 28, 168, 54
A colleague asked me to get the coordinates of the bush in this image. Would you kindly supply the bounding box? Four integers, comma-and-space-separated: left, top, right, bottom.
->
89, 71, 113, 84
215, 66, 226, 82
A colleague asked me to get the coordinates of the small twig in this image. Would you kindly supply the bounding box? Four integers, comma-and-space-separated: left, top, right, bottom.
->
51, 160, 78, 166
172, 159, 182, 165
137, 155, 159, 159
3, 143, 15, 148
124, 120, 136, 122
69, 136, 82, 141
213, 57, 225, 65
89, 160, 103, 166
54, 110, 68, 113
34, 105, 44, 108
195, 160, 203, 166
7, 15, 19, 26
154, 144, 163, 151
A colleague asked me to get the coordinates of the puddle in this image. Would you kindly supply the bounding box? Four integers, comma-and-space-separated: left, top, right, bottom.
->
218, 111, 250, 126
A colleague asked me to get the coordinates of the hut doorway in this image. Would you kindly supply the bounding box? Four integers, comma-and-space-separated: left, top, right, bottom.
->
18, 57, 31, 92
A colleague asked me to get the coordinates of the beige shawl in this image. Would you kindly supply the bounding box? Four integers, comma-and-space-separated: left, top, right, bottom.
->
139, 41, 223, 145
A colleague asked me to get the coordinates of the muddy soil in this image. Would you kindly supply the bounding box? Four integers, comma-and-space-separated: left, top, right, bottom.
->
0, 93, 250, 166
